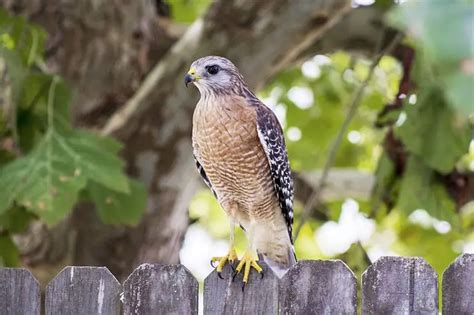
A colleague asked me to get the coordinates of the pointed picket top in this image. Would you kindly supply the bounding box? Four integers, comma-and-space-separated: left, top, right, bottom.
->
442, 253, 474, 314
45, 266, 121, 315
0, 268, 40, 315
123, 263, 198, 315
362, 256, 438, 314
279, 260, 357, 314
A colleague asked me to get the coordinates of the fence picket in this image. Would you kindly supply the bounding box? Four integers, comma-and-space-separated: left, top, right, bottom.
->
3, 254, 473, 313
45, 266, 121, 315
0, 268, 40, 315
442, 253, 474, 314
123, 263, 198, 315
204, 262, 279, 314
362, 256, 438, 314
279, 260, 357, 314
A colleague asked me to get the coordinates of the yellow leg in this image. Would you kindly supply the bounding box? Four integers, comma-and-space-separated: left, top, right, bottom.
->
234, 250, 263, 284
211, 221, 238, 278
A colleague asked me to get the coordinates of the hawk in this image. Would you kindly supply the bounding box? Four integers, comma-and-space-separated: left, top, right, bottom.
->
185, 56, 296, 284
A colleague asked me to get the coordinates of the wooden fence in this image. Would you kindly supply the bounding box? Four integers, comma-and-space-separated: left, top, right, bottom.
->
0, 254, 472, 314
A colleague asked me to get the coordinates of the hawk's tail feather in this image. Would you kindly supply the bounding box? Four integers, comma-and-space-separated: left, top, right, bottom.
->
260, 244, 296, 279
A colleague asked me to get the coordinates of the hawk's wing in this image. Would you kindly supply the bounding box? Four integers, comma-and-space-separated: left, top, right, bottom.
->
193, 154, 217, 198
255, 103, 294, 243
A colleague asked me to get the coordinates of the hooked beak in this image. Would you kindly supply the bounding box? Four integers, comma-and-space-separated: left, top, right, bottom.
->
184, 67, 200, 87
184, 73, 194, 87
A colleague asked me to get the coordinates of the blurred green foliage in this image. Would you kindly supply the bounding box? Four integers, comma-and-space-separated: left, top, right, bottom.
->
0, 0, 472, 280
170, 0, 212, 23
188, 0, 474, 279
0, 10, 146, 266
389, 0, 474, 115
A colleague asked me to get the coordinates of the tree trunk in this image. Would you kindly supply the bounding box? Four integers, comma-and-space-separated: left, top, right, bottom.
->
1, 0, 390, 282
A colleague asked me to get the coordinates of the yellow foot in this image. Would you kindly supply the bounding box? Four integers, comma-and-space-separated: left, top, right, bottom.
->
233, 250, 263, 289
211, 247, 238, 279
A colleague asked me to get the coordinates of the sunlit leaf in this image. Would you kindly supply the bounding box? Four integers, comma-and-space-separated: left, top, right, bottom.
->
0, 235, 20, 267
171, 0, 211, 23
0, 9, 46, 65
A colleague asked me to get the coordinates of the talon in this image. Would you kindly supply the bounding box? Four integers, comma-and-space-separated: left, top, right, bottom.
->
260, 271, 264, 279
232, 270, 238, 282
211, 247, 238, 279
232, 250, 262, 285
242, 282, 246, 292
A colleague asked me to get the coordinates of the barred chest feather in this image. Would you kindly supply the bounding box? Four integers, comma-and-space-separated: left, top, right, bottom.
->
192, 95, 278, 219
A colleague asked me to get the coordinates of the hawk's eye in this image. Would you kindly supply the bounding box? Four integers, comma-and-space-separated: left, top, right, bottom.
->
206, 65, 220, 75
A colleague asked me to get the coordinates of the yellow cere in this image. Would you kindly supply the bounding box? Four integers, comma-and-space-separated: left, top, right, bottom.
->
188, 67, 201, 80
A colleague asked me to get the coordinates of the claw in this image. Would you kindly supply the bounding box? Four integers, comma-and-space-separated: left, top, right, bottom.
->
261, 270, 264, 279
242, 282, 246, 292
211, 247, 238, 280
233, 250, 263, 285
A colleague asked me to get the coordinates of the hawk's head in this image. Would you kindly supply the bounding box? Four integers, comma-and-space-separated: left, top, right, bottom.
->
185, 56, 245, 96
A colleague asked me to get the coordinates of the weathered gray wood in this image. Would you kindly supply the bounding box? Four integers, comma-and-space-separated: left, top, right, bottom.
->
279, 260, 357, 314
45, 266, 121, 315
362, 256, 438, 314
0, 268, 40, 315
123, 263, 198, 315
204, 262, 278, 314
442, 253, 474, 314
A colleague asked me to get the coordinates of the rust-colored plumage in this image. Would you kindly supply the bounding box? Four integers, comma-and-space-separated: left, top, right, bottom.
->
187, 56, 295, 280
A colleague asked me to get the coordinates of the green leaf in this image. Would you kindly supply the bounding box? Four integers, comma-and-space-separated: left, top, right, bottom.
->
0, 9, 46, 65
64, 131, 129, 192
15, 73, 51, 110
371, 152, 396, 207
0, 147, 15, 165
0, 48, 28, 104
88, 178, 146, 225
0, 139, 87, 224
387, 1, 474, 115
0, 9, 142, 228
397, 156, 456, 222
171, 0, 211, 23
0, 234, 20, 267
74, 130, 123, 154
388, 1, 473, 64
395, 88, 470, 173
0, 206, 35, 233
0, 129, 129, 224
444, 72, 474, 115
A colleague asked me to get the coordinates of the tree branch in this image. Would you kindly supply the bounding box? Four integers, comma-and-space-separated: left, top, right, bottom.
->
294, 32, 403, 240
295, 169, 375, 203
2, 0, 398, 279
101, 0, 353, 137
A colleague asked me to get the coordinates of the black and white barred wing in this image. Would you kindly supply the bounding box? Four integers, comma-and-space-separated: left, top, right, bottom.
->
255, 104, 294, 243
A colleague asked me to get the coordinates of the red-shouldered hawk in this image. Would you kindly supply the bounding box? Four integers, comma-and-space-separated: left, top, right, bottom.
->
185, 56, 296, 285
